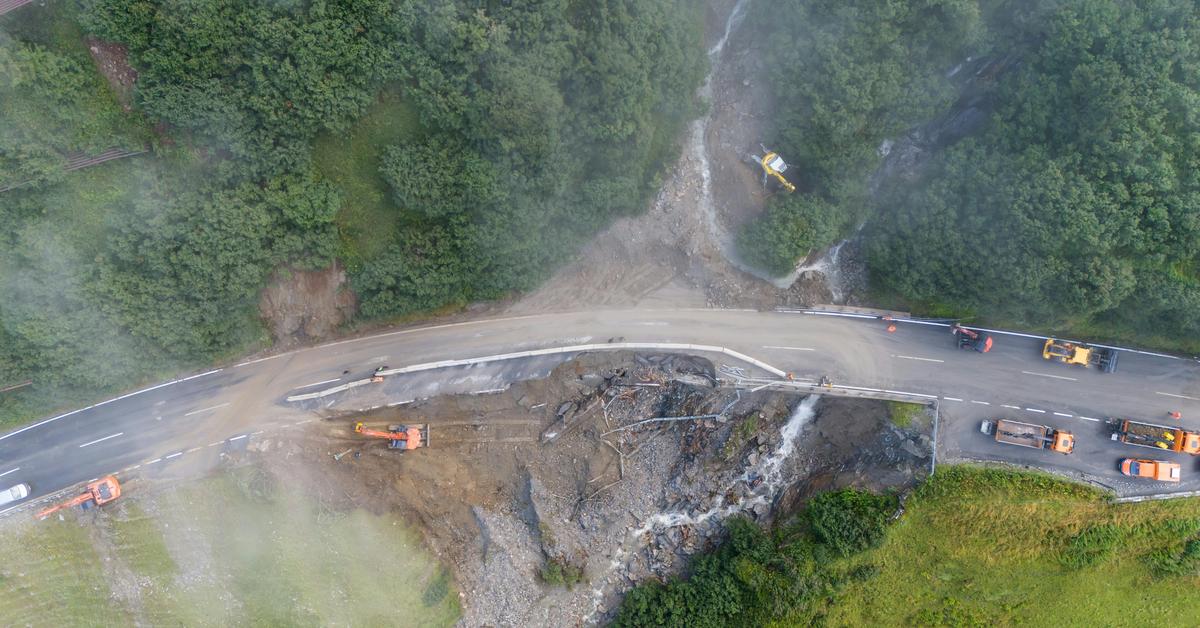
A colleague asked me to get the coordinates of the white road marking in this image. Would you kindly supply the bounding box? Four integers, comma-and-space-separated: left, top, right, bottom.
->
387, 400, 413, 407
0, 467, 19, 478
368, 355, 389, 363
1053, 412, 1073, 417
0, 368, 221, 443
970, 400, 990, 405
893, 354, 945, 363
1001, 404, 1020, 409
637, 321, 668, 326
251, 430, 264, 436
295, 378, 341, 390
1079, 417, 1100, 422
186, 447, 203, 454
234, 355, 282, 368
1156, 391, 1200, 401
184, 402, 230, 417
79, 432, 124, 448
165, 452, 183, 459
229, 434, 248, 441
296, 419, 313, 425
943, 397, 963, 402
1021, 371, 1077, 381
1025, 408, 1046, 413
208, 441, 223, 447
129, 464, 141, 470
146, 458, 163, 465
762, 345, 816, 352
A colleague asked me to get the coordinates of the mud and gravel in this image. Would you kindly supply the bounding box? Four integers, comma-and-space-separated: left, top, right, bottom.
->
236, 351, 930, 625
258, 263, 358, 346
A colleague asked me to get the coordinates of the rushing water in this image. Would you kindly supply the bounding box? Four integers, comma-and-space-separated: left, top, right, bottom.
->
585, 394, 820, 622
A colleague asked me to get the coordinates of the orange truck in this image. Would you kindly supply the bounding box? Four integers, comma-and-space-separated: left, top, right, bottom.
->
1110, 420, 1200, 454
980, 419, 1074, 454
1120, 458, 1182, 482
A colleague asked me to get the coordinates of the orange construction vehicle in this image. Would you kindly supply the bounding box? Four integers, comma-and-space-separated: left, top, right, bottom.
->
354, 421, 428, 451
1110, 419, 1200, 454
36, 476, 121, 519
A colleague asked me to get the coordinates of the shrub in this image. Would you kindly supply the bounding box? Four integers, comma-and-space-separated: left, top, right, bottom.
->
806, 489, 895, 557
1060, 524, 1123, 570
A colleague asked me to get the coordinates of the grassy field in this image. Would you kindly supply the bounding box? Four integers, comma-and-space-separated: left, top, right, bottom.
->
0, 467, 460, 626
313, 87, 423, 268
827, 466, 1200, 626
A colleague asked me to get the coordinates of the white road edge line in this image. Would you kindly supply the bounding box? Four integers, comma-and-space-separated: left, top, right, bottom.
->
1026, 408, 1047, 413
1053, 412, 1073, 417
893, 354, 945, 363
79, 432, 124, 448
0, 368, 222, 443
184, 402, 230, 417
943, 397, 963, 402
762, 345, 816, 352
1021, 371, 1077, 381
0, 467, 19, 478
295, 378, 341, 390
207, 441, 223, 447
186, 447, 202, 454
1156, 391, 1200, 401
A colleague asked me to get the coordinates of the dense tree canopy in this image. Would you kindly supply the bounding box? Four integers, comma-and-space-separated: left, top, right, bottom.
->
867, 0, 1200, 337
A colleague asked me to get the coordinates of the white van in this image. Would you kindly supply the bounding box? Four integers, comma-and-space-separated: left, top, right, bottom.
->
0, 483, 30, 507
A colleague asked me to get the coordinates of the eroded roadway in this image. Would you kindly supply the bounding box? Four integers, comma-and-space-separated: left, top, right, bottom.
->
4, 308, 1200, 511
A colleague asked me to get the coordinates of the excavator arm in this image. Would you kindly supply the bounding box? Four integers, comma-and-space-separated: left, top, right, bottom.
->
36, 493, 91, 519
354, 422, 425, 450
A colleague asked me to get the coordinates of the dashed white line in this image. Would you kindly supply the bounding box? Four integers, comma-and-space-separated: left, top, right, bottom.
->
1021, 371, 1077, 382
1025, 408, 1046, 413
184, 402, 230, 417
251, 430, 264, 436
762, 345, 816, 352
943, 397, 963, 402
207, 441, 223, 447
79, 432, 124, 448
0, 467, 19, 478
1156, 392, 1200, 401
146, 458, 163, 465
970, 400, 990, 405
129, 464, 141, 470
296, 419, 313, 425
1053, 412, 1073, 417
229, 434, 249, 442
893, 354, 945, 363
186, 447, 202, 454
165, 452, 183, 460
1001, 404, 1020, 409
295, 378, 341, 390
1078, 416, 1100, 422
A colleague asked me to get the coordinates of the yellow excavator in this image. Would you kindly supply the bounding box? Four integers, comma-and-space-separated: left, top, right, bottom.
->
749, 145, 796, 193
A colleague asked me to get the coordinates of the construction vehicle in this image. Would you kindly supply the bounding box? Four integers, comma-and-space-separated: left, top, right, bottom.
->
1120, 458, 1181, 482
980, 419, 1074, 453
748, 145, 796, 193
1110, 419, 1200, 454
354, 421, 428, 451
36, 476, 121, 519
952, 323, 993, 353
1042, 338, 1118, 373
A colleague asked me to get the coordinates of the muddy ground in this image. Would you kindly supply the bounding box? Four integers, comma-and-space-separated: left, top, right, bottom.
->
238, 351, 931, 626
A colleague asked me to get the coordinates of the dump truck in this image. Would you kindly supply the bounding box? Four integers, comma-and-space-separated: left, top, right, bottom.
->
354, 421, 428, 451
36, 476, 121, 519
1110, 419, 1200, 453
980, 419, 1074, 453
1120, 458, 1181, 482
952, 323, 993, 353
1042, 338, 1118, 373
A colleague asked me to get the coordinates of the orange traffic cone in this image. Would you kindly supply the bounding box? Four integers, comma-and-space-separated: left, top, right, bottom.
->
887, 324, 897, 333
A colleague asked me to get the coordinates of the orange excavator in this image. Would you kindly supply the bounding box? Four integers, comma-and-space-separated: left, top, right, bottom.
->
36, 476, 121, 519
354, 421, 428, 451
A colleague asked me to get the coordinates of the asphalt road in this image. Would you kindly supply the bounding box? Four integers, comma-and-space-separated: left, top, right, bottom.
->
4, 308, 1200, 512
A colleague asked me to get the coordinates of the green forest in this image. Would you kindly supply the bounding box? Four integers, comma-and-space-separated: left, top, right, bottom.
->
741, 0, 1200, 348
0, 0, 705, 425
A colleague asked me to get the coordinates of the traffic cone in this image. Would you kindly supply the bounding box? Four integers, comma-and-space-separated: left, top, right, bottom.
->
1170, 411, 1183, 420
887, 324, 897, 333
